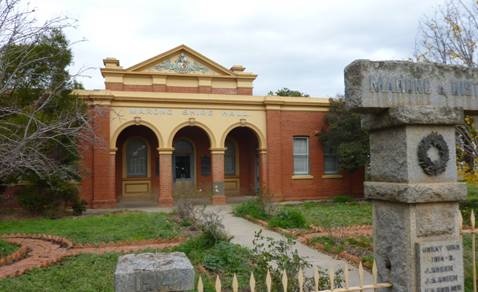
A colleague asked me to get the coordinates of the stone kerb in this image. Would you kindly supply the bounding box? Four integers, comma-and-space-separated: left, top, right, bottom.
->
345, 60, 468, 292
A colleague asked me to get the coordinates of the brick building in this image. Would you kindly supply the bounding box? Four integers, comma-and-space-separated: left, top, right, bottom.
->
76, 45, 363, 208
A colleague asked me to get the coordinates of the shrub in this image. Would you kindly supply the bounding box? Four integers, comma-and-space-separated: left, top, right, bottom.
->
233, 199, 269, 220
251, 230, 343, 290
203, 241, 252, 275
268, 208, 307, 229
17, 176, 83, 217
332, 195, 354, 203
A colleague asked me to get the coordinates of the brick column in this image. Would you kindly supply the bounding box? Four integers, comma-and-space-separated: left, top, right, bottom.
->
91, 106, 117, 208
265, 106, 283, 200
158, 148, 174, 207
258, 149, 268, 192
210, 148, 226, 205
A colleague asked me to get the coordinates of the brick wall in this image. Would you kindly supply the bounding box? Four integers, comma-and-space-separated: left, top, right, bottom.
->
104, 82, 252, 95
266, 110, 364, 201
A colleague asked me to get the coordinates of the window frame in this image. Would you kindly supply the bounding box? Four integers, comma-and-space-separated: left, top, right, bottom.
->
323, 142, 339, 175
224, 139, 237, 177
125, 137, 149, 178
293, 136, 310, 175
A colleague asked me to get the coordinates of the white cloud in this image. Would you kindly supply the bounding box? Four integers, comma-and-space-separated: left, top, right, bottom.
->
28, 0, 445, 96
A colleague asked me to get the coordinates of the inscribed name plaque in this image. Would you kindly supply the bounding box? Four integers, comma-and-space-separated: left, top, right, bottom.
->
417, 240, 464, 292
344, 60, 478, 113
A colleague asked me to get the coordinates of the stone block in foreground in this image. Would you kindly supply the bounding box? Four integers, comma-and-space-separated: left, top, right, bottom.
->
115, 252, 195, 292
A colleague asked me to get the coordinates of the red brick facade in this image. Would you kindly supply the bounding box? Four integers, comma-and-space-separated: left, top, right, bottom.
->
74, 45, 364, 208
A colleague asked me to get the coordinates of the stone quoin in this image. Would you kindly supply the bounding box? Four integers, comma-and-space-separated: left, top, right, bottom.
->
75, 45, 364, 208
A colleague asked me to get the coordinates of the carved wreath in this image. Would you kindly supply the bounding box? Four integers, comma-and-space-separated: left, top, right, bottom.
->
417, 132, 449, 176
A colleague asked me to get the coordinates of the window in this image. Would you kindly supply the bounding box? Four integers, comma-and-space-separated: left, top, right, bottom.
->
324, 143, 339, 174
126, 138, 148, 177
293, 137, 309, 175
224, 139, 236, 176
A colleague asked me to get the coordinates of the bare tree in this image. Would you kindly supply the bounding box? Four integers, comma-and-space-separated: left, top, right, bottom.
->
416, 0, 478, 171
0, 0, 93, 182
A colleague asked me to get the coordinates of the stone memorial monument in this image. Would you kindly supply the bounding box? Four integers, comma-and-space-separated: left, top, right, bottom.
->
345, 60, 471, 291
115, 252, 195, 292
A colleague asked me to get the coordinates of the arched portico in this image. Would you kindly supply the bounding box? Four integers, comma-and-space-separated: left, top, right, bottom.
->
222, 126, 267, 197
115, 125, 160, 204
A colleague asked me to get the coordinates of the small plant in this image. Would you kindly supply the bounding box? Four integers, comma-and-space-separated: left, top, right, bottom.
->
193, 207, 232, 245
268, 208, 307, 229
332, 195, 354, 203
251, 230, 344, 290
233, 199, 269, 220
72, 198, 86, 216
17, 175, 82, 217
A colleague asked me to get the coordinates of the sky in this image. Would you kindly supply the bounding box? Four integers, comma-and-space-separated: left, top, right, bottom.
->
29, 0, 445, 97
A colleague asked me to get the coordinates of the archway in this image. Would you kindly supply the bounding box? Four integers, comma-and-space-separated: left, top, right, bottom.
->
172, 126, 212, 200
223, 127, 261, 196
115, 125, 160, 203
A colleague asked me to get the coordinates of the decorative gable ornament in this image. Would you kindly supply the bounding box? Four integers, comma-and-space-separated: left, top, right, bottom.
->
152, 53, 211, 74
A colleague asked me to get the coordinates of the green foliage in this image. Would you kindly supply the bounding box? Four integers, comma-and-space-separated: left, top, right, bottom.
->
0, 26, 89, 213
202, 241, 253, 275
332, 195, 354, 203
268, 208, 307, 229
319, 97, 369, 171
268, 87, 310, 97
17, 176, 82, 217
0, 239, 18, 257
175, 235, 255, 290
233, 199, 269, 220
283, 201, 372, 228
0, 253, 118, 292
0, 211, 179, 244
309, 235, 374, 269
252, 230, 344, 290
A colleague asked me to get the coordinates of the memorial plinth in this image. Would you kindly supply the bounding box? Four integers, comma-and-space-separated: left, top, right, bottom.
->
345, 60, 469, 292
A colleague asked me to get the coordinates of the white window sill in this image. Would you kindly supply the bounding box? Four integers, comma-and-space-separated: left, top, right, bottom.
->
291, 175, 314, 180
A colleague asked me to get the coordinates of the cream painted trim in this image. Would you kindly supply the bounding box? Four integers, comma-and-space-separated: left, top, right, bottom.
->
291, 175, 314, 180
167, 120, 216, 148
321, 174, 343, 179
220, 122, 266, 149
125, 44, 236, 76
74, 89, 331, 109
158, 148, 174, 155
111, 120, 164, 148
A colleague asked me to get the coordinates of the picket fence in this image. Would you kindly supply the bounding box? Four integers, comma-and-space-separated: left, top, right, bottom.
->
197, 260, 392, 292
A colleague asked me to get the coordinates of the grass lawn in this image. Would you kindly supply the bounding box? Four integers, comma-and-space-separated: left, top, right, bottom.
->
281, 201, 372, 228
0, 253, 118, 292
0, 238, 255, 291
234, 199, 372, 229
0, 239, 18, 257
0, 211, 180, 244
